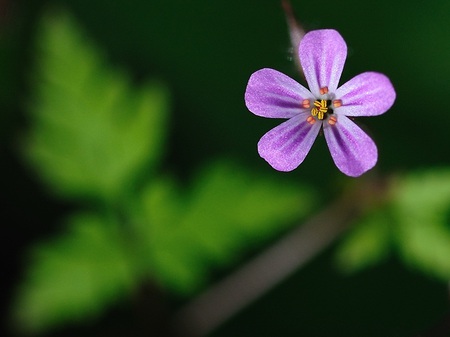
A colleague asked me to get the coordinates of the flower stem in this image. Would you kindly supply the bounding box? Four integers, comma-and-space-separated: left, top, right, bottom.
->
281, 0, 305, 77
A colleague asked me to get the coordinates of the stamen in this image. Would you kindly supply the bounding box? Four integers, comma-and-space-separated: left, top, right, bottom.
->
319, 87, 328, 95
314, 100, 324, 108
312, 100, 328, 120
306, 116, 316, 125
328, 116, 337, 125
302, 99, 311, 109
333, 99, 342, 108
318, 110, 324, 120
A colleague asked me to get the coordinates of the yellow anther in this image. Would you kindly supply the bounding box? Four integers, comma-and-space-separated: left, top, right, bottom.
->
319, 87, 329, 95
312, 100, 328, 119
318, 110, 324, 120
314, 100, 326, 109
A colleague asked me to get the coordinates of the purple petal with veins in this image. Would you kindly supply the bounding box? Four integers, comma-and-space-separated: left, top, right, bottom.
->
334, 72, 396, 117
245, 68, 312, 119
299, 29, 347, 97
258, 113, 321, 171
323, 115, 378, 177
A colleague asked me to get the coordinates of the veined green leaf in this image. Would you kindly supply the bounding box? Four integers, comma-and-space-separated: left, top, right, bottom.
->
132, 161, 315, 294
12, 213, 137, 334
26, 11, 169, 201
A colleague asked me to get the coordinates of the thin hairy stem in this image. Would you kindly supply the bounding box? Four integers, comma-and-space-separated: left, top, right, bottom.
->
281, 0, 305, 77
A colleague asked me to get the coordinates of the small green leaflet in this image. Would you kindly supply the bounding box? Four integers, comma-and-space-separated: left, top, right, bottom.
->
12, 214, 136, 334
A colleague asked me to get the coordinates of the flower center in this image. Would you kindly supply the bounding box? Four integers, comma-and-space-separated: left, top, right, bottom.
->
302, 87, 342, 126
311, 99, 332, 120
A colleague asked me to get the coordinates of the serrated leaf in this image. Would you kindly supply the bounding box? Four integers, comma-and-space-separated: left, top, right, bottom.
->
335, 211, 392, 273
394, 169, 450, 280
26, 11, 169, 201
12, 213, 136, 334
132, 161, 315, 294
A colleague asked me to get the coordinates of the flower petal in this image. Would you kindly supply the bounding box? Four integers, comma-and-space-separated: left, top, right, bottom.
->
258, 113, 321, 171
334, 72, 396, 116
323, 115, 377, 177
299, 29, 347, 97
245, 68, 313, 119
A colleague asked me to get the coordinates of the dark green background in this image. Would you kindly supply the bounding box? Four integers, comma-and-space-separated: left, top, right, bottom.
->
2, 0, 450, 336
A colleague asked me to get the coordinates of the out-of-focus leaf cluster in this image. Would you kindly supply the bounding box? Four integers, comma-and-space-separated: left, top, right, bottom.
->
13, 214, 136, 333
131, 161, 313, 293
27, 12, 169, 202
13, 10, 315, 334
336, 169, 450, 280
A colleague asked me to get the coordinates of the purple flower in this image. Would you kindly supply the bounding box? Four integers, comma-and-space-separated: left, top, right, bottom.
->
245, 29, 396, 177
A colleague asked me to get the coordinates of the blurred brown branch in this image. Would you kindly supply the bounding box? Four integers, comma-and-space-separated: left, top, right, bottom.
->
172, 176, 390, 337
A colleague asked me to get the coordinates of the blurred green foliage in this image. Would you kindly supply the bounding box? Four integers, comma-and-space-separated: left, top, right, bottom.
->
132, 161, 313, 293
13, 213, 136, 334
395, 170, 450, 279
13, 10, 315, 334
336, 169, 450, 280
335, 210, 392, 273
26, 11, 169, 202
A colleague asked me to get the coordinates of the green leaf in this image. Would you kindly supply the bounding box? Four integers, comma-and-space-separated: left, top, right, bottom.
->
26, 11, 169, 201
335, 211, 392, 273
132, 161, 315, 294
12, 213, 137, 334
394, 169, 450, 279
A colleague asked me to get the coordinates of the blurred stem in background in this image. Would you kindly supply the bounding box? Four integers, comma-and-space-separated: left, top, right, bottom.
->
281, 0, 305, 77
173, 176, 391, 337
